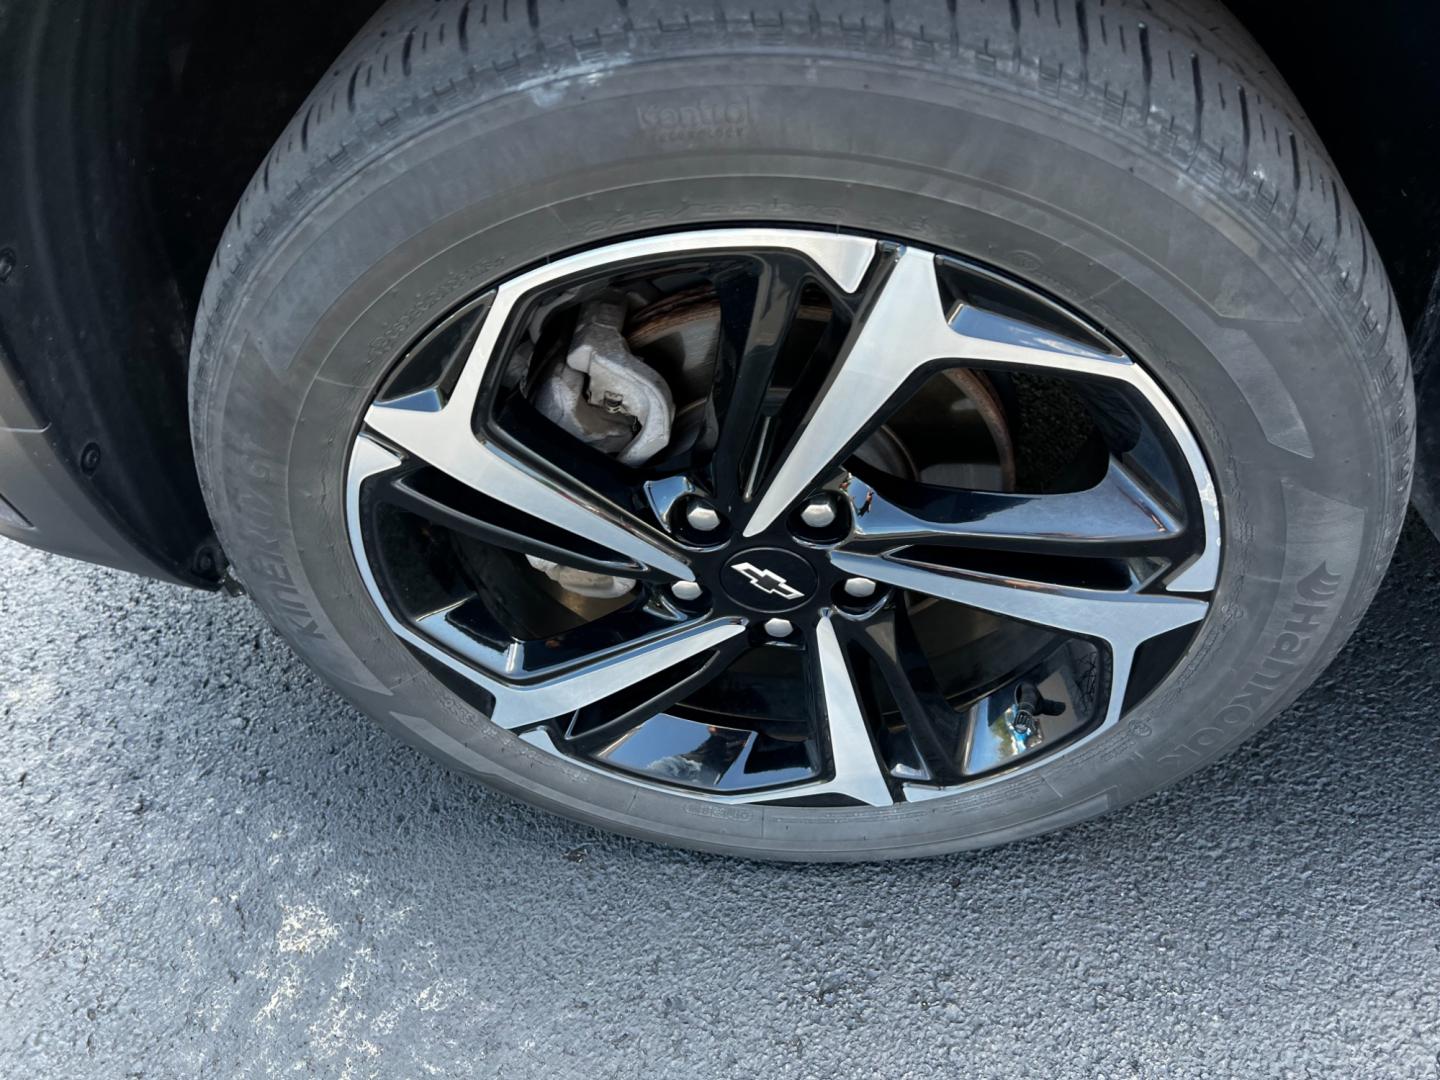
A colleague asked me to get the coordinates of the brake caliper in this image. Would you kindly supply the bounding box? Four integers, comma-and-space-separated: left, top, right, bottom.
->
526, 298, 676, 598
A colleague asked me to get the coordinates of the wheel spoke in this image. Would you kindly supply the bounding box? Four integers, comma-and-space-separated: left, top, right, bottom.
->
529, 616, 898, 806
373, 464, 666, 581
831, 550, 1206, 726
837, 603, 966, 785
415, 602, 747, 730
804, 614, 897, 807
744, 247, 1130, 537
564, 632, 754, 744
840, 456, 1181, 558
705, 257, 814, 511
364, 396, 693, 581
431, 599, 698, 675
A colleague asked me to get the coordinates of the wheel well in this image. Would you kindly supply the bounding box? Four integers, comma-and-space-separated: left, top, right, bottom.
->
0, 0, 381, 585
149, 0, 387, 319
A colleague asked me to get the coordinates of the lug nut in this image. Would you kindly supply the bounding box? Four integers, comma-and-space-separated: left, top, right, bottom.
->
763, 618, 794, 639
684, 502, 722, 533
799, 497, 837, 529
671, 581, 703, 601
843, 577, 877, 599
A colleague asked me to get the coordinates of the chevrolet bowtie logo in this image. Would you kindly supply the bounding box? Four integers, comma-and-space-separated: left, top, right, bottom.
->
730, 562, 804, 600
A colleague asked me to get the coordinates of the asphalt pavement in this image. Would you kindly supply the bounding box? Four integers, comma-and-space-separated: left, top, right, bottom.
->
2, 514, 1438, 1079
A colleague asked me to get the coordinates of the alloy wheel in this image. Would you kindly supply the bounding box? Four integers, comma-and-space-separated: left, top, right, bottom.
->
345, 228, 1219, 807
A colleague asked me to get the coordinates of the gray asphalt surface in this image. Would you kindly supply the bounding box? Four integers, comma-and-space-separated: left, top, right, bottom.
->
2, 517, 1438, 1079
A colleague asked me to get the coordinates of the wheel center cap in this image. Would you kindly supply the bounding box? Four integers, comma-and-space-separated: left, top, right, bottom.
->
720, 548, 818, 613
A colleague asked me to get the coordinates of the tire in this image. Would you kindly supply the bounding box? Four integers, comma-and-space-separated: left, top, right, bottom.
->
189, 0, 1413, 860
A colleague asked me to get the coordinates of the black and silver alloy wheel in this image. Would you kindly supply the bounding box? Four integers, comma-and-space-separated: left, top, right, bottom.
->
190, 0, 1411, 858
347, 228, 1219, 807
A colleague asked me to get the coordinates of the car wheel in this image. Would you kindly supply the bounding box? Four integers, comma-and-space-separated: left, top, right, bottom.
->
189, 0, 1413, 859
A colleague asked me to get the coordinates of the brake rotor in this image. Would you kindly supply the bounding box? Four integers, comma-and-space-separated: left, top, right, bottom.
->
626, 288, 1017, 491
